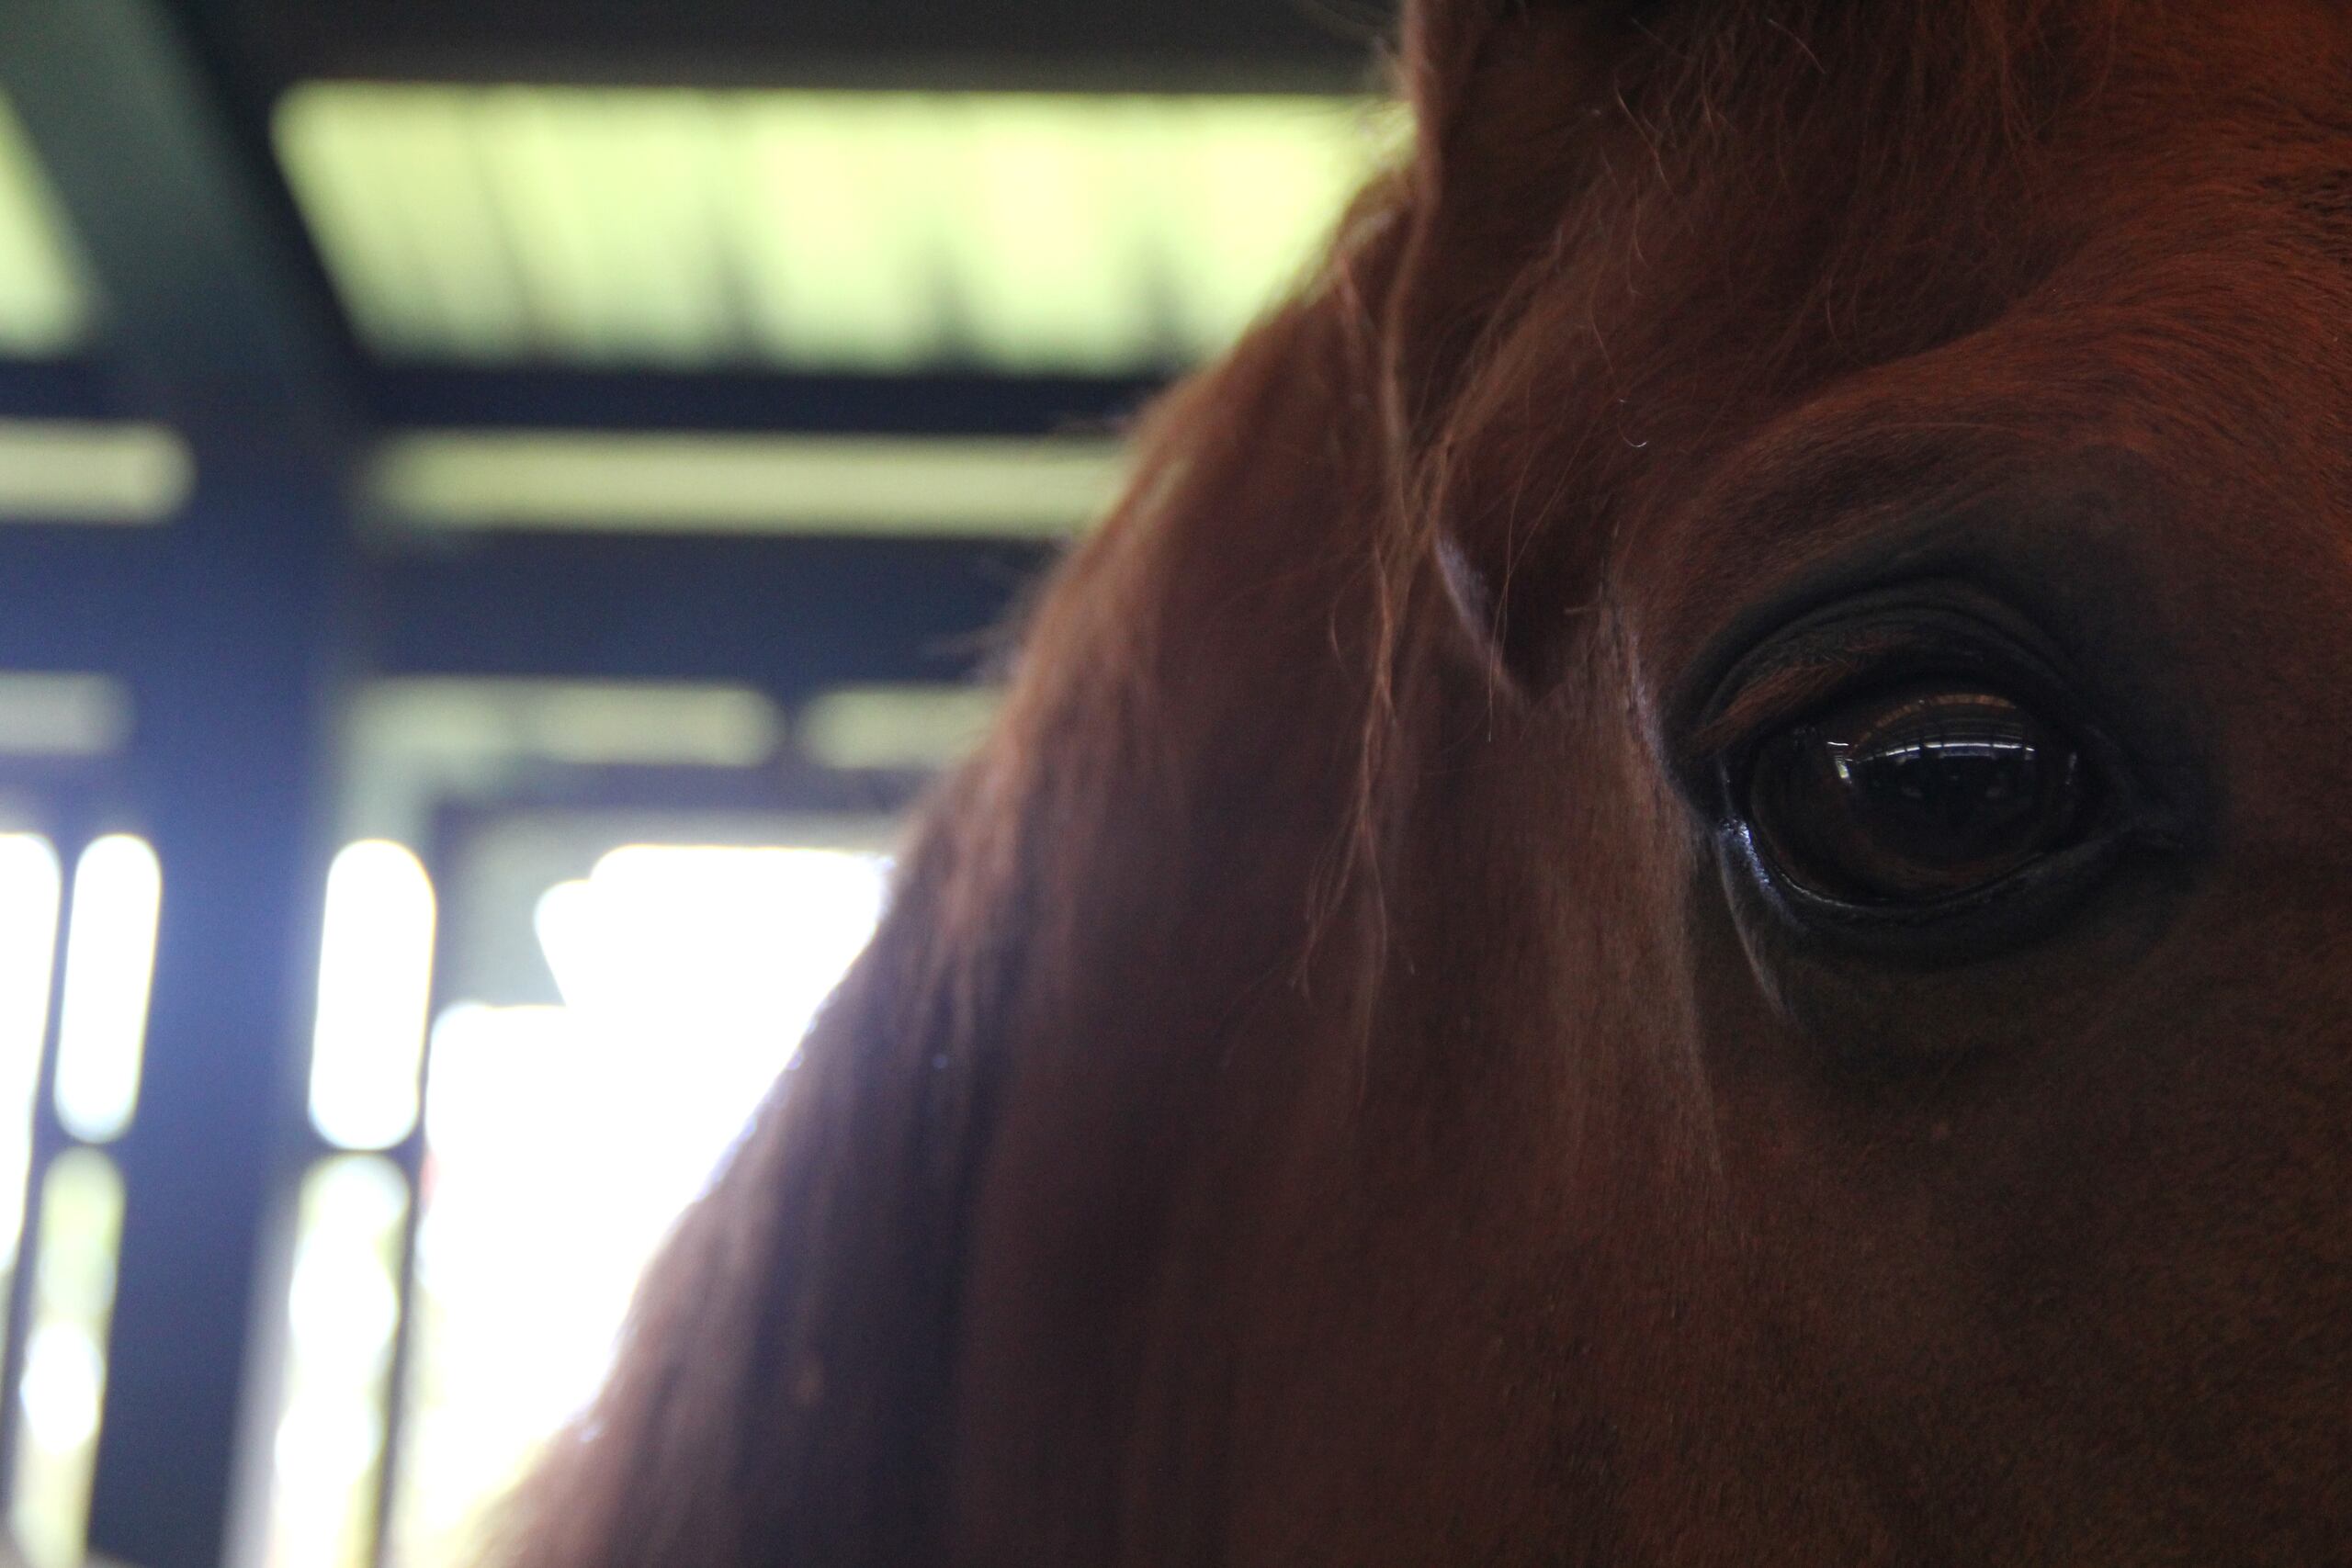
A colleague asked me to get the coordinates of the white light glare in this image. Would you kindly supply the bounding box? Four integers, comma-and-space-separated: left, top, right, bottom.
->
394, 843, 888, 1568
532, 844, 888, 1091
15, 1325, 99, 1454
51, 838, 162, 1144
0, 836, 62, 1267
310, 842, 437, 1150
264, 1156, 409, 1568
10, 1149, 125, 1568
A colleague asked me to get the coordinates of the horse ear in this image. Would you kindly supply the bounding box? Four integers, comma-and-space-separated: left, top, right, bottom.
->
1387, 0, 1630, 446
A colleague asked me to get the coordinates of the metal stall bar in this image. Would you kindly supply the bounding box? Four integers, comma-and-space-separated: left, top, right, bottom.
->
1, 2, 362, 1563
380, 533, 1054, 703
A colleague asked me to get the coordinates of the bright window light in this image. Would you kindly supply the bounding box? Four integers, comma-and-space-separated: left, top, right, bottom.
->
16, 1325, 100, 1471
0, 675, 131, 757
51, 837, 162, 1145
392, 842, 888, 1567
353, 680, 781, 769
9, 1149, 123, 1568
372, 431, 1127, 537
0, 422, 194, 525
0, 837, 63, 1503
263, 1156, 410, 1568
798, 684, 1001, 773
276, 84, 1391, 374
0, 97, 92, 359
0, 835, 62, 1276
340, 681, 790, 848
531, 845, 888, 1061
311, 842, 437, 1151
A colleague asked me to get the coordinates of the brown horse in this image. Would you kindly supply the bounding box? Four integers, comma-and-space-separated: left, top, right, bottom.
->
502, 1, 2352, 1562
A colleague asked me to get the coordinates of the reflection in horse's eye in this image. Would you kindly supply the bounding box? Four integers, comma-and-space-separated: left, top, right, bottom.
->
1745, 687, 2089, 904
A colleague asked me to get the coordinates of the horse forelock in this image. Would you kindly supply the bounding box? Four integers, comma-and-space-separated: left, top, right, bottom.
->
1385, 0, 2152, 658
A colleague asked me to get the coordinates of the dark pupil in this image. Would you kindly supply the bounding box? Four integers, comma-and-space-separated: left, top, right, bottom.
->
1750, 689, 2086, 902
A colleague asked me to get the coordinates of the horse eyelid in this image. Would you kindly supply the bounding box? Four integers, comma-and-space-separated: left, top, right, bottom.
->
1681, 625, 1931, 763
1672, 575, 2118, 784
1686, 662, 1838, 760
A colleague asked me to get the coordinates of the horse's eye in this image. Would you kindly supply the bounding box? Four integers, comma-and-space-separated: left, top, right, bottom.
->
1743, 687, 2090, 904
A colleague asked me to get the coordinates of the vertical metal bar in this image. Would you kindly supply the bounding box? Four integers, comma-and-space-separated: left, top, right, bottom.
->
98, 479, 343, 1568
0, 3, 362, 1564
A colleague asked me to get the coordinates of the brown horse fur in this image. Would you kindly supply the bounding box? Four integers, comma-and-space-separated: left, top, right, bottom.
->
500, 1, 2352, 1562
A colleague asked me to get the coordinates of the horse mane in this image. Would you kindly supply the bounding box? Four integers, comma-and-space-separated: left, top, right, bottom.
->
487, 172, 1412, 1563
491, 4, 2165, 1562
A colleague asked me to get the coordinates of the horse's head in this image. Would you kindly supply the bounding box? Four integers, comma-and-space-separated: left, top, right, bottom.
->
510, 2, 2352, 1562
